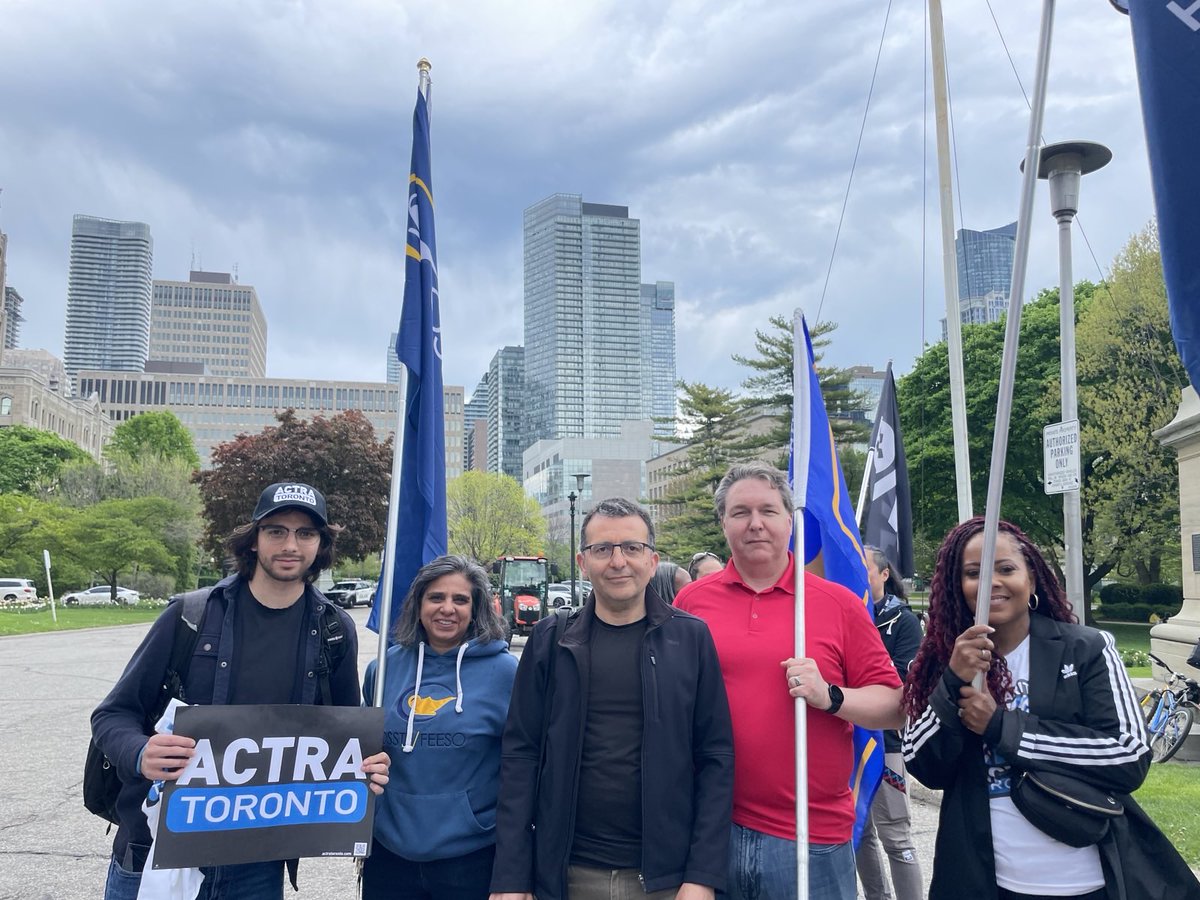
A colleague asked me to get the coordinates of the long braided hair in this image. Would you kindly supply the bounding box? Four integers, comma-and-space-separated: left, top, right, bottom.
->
903, 517, 1074, 718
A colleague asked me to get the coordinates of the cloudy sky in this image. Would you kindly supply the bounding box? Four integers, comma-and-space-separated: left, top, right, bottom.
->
0, 0, 1151, 398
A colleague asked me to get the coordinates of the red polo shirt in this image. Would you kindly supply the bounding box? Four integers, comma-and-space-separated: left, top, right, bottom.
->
675, 554, 900, 843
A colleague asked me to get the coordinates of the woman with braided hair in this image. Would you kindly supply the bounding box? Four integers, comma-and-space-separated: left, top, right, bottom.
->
902, 516, 1197, 900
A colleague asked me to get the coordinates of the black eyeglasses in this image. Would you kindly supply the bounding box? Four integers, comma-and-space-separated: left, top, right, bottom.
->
580, 541, 655, 560
257, 524, 321, 545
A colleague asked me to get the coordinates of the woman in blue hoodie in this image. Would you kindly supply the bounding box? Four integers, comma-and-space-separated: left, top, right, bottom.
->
362, 555, 517, 900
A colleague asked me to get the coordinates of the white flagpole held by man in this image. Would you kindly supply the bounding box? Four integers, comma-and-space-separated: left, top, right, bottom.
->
791, 311, 811, 900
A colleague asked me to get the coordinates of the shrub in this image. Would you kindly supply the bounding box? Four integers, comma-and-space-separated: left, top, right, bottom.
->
1144, 583, 1183, 617
1099, 583, 1141, 606
1120, 648, 1151, 668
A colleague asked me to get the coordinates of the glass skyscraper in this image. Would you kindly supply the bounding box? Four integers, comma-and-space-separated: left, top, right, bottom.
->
487, 345, 525, 480
955, 222, 1016, 325
641, 281, 677, 435
523, 194, 644, 443
64, 215, 154, 392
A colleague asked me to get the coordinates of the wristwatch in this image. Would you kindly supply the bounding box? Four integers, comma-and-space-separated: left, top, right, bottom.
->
826, 684, 845, 715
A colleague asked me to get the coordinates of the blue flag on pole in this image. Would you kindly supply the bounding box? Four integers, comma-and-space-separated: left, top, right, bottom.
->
1114, 0, 1200, 392
790, 313, 885, 849
366, 75, 447, 634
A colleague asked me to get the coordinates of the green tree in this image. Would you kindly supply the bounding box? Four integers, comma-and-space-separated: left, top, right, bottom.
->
196, 410, 392, 562
446, 471, 546, 565
1078, 223, 1187, 586
651, 382, 746, 562
897, 292, 1067, 572
105, 411, 200, 468
0, 494, 89, 593
734, 315, 870, 462
0, 426, 90, 494
59, 498, 177, 597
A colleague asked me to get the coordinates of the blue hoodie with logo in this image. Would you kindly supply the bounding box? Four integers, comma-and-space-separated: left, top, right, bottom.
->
363, 638, 518, 862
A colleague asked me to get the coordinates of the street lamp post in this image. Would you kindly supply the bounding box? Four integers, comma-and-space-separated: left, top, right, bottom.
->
568, 473, 589, 605
1034, 140, 1112, 624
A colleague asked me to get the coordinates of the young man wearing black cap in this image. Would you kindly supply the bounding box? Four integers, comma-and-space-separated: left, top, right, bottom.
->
91, 482, 390, 900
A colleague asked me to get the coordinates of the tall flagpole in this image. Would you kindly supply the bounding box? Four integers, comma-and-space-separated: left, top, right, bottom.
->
972, 1, 1056, 689
928, 0, 973, 523
373, 58, 433, 707
791, 311, 810, 900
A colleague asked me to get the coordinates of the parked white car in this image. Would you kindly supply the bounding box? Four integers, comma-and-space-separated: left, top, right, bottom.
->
0, 578, 38, 603
62, 585, 140, 606
325, 580, 376, 608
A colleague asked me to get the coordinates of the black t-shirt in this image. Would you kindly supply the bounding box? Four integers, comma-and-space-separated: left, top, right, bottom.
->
570, 613, 648, 870
230, 582, 306, 705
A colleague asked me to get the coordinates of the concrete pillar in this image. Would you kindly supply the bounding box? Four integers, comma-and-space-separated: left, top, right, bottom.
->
1150, 385, 1200, 677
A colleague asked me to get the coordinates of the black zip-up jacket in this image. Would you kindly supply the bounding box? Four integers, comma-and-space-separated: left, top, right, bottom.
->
903, 615, 1197, 900
490, 589, 734, 899
90, 575, 359, 872
873, 594, 923, 753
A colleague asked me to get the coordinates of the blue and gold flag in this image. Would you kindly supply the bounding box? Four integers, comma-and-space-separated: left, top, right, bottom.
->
790, 312, 884, 848
368, 73, 447, 634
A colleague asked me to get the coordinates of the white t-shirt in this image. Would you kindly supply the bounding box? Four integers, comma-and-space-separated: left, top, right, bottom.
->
985, 635, 1105, 895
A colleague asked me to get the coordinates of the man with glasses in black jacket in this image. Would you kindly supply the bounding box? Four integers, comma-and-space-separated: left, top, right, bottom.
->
490, 497, 734, 900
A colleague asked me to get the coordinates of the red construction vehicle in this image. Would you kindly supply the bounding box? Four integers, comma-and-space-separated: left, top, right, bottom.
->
493, 555, 550, 636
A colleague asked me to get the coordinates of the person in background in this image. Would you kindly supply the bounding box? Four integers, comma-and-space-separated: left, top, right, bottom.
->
855, 545, 924, 900
651, 559, 692, 602
362, 554, 517, 900
903, 517, 1196, 900
688, 551, 725, 582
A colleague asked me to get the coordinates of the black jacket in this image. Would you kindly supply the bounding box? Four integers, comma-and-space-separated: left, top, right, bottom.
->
490, 590, 734, 899
90, 576, 360, 871
872, 593, 923, 753
903, 614, 1197, 900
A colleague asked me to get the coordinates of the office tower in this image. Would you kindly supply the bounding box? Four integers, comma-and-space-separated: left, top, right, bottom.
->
487, 345, 525, 479
150, 271, 267, 377
3, 287, 22, 350
444, 385, 464, 480
64, 215, 153, 390
523, 194, 644, 443
464, 375, 489, 471
641, 281, 677, 435
0, 230, 7, 361
386, 332, 401, 384
956, 222, 1016, 325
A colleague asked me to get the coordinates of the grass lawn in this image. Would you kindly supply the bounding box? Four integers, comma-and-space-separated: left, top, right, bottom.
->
1095, 620, 1153, 654
0, 603, 162, 636
1137, 762, 1200, 866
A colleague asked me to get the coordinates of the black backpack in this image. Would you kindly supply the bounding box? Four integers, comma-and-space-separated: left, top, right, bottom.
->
84, 588, 348, 825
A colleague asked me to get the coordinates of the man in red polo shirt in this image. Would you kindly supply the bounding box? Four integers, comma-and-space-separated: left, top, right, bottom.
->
676, 462, 904, 900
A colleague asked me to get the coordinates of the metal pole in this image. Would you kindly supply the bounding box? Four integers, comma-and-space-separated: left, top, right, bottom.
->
791, 311, 810, 900
1056, 216, 1086, 621
972, 0, 1057, 690
928, 0, 973, 523
569, 491, 578, 604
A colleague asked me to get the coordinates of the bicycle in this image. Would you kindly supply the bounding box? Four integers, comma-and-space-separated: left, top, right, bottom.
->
1141, 652, 1200, 763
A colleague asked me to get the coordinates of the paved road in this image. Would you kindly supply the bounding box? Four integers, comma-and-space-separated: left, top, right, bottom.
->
0, 610, 945, 899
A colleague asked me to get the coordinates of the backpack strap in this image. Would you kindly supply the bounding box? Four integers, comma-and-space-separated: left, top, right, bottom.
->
315, 600, 348, 706
156, 588, 213, 714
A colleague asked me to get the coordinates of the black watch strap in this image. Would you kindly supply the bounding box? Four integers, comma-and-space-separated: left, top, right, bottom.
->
826, 684, 845, 715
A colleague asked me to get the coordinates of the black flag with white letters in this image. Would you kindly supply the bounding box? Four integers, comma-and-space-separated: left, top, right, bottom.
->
861, 364, 914, 578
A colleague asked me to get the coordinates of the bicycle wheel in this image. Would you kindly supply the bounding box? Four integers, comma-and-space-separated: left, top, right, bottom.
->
1150, 704, 1194, 763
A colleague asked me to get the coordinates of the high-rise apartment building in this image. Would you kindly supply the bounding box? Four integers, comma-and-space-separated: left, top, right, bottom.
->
956, 222, 1016, 325
464, 375, 489, 471
523, 194, 644, 443
150, 271, 267, 377
641, 281, 677, 435
64, 215, 154, 391
487, 345, 525, 480
3, 287, 22, 350
385, 332, 401, 384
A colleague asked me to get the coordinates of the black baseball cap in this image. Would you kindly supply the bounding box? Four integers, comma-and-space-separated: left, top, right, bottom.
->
252, 482, 328, 526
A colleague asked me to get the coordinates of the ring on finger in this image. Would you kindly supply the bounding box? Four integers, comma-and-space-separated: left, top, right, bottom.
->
789, 675, 802, 688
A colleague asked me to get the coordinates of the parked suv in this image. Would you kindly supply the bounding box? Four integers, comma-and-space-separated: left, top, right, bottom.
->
324, 580, 376, 608
0, 578, 38, 603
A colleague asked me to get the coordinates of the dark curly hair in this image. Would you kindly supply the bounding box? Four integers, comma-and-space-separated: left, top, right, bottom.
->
903, 517, 1074, 718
